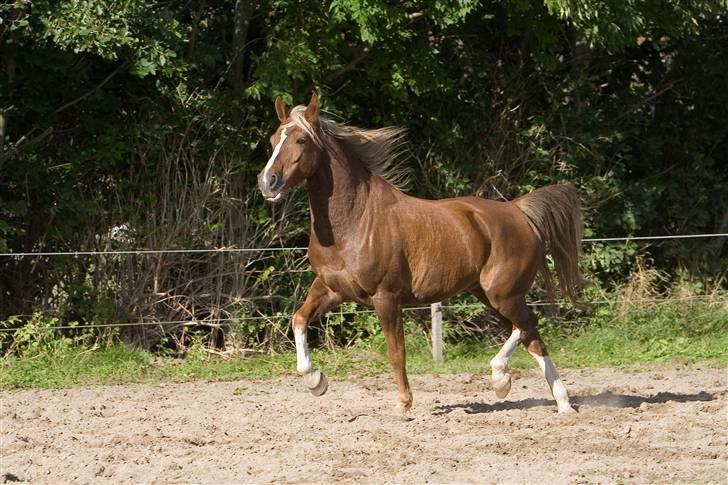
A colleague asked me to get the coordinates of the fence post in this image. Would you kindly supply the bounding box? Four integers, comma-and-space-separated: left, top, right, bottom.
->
431, 302, 443, 362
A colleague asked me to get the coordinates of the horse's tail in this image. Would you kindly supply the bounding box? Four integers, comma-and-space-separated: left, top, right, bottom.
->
514, 182, 584, 303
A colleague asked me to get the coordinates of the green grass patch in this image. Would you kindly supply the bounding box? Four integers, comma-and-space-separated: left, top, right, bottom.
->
0, 344, 152, 389
544, 299, 728, 367
1, 299, 726, 390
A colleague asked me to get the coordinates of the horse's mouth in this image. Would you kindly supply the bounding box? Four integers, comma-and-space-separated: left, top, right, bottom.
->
261, 182, 286, 203
264, 191, 285, 203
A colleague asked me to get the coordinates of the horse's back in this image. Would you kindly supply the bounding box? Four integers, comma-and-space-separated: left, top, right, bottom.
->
435, 195, 543, 269
417, 195, 539, 250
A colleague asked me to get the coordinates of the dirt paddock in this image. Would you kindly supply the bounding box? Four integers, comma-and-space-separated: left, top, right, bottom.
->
2, 366, 726, 483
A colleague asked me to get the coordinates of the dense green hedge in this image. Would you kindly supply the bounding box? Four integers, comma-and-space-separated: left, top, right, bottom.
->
1, 1, 726, 349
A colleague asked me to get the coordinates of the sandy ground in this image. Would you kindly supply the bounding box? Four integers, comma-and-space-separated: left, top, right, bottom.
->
1, 365, 726, 484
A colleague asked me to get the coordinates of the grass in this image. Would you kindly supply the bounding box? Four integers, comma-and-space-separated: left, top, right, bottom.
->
1, 299, 726, 390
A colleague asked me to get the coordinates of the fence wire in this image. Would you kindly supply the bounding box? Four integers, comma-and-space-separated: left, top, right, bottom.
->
0, 233, 724, 334
0, 294, 723, 333
0, 233, 725, 258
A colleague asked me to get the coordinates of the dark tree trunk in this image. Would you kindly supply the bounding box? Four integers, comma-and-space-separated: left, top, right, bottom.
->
230, 0, 254, 92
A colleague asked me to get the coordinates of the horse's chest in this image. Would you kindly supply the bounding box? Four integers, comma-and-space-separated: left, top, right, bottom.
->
309, 246, 389, 304
319, 270, 371, 303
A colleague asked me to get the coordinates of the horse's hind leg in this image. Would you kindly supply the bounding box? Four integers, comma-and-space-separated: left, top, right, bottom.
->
489, 296, 575, 413
489, 325, 521, 399
526, 330, 574, 413
470, 287, 518, 399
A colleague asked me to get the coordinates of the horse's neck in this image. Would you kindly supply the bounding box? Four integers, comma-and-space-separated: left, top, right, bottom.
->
307, 148, 372, 246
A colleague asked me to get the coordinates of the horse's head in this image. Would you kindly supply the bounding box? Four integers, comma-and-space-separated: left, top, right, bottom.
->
258, 93, 323, 203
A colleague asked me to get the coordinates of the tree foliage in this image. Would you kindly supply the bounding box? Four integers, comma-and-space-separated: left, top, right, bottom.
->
1, 0, 726, 347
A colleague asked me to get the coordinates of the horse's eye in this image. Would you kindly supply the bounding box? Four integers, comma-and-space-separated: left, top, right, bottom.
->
296, 137, 306, 145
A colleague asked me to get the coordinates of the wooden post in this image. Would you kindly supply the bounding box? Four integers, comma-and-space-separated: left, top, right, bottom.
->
431, 302, 443, 362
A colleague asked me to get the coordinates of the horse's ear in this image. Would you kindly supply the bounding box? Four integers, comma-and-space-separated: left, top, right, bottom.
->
305, 92, 320, 124
274, 96, 290, 122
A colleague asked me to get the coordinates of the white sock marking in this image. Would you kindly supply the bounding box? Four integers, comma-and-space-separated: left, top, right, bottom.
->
262, 128, 288, 186
490, 328, 521, 373
529, 352, 573, 412
294, 327, 312, 375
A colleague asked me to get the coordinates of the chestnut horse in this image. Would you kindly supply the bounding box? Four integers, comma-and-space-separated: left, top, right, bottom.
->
258, 93, 584, 413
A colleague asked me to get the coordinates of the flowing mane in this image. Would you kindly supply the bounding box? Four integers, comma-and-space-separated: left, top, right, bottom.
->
285, 105, 410, 189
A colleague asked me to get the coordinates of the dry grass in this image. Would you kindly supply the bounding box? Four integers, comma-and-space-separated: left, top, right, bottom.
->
615, 259, 670, 315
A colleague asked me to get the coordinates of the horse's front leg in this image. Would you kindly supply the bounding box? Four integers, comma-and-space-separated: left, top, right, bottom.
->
292, 278, 341, 396
373, 292, 412, 412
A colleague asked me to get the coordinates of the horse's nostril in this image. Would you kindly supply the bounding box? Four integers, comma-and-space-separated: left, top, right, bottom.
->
269, 174, 278, 187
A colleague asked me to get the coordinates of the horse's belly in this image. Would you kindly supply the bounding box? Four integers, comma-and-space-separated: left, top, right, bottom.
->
407, 259, 479, 303
400, 209, 487, 303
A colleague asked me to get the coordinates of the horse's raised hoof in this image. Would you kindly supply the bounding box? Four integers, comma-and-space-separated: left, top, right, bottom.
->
492, 375, 512, 399
303, 369, 328, 397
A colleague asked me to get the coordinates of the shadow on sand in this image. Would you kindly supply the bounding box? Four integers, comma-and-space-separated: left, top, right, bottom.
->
432, 390, 717, 415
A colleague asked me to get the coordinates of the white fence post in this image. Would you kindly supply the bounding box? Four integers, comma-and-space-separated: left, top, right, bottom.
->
431, 302, 443, 362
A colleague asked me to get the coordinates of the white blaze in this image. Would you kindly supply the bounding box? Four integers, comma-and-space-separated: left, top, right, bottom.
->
294, 327, 312, 375
529, 352, 573, 412
262, 128, 288, 186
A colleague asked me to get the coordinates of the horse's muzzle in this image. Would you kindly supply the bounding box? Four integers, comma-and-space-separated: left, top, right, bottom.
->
257, 171, 285, 203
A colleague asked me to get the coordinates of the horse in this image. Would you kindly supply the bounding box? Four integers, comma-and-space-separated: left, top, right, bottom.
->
257, 93, 584, 414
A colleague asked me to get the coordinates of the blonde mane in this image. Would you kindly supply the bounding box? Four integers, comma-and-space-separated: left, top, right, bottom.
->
285, 105, 410, 189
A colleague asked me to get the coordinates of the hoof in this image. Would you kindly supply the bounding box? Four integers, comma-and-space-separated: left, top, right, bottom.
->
396, 392, 413, 414
310, 373, 328, 396
303, 369, 328, 397
392, 412, 414, 423
558, 404, 577, 414
492, 375, 512, 399
390, 404, 414, 422
395, 401, 412, 414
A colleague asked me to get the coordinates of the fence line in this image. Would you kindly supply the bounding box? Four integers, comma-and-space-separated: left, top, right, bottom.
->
0, 247, 307, 258
1, 294, 723, 333
581, 233, 728, 242
0, 233, 725, 258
